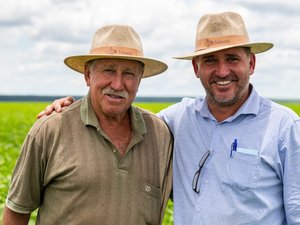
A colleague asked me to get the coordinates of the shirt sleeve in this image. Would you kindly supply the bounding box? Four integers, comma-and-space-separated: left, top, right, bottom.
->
157, 101, 182, 130
6, 123, 46, 214
282, 120, 300, 224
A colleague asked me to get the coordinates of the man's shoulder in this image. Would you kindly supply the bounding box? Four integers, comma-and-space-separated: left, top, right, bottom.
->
29, 99, 82, 136
260, 98, 299, 122
135, 107, 170, 130
170, 97, 200, 111
158, 97, 200, 119
138, 107, 164, 122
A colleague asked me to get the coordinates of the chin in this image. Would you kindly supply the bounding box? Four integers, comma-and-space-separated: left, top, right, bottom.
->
213, 95, 236, 106
104, 106, 128, 117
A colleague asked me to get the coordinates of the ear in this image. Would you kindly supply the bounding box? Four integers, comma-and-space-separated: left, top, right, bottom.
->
249, 53, 256, 75
84, 64, 91, 86
138, 68, 143, 85
192, 58, 200, 78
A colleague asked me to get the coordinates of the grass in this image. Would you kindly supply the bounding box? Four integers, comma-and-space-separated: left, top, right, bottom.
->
1, 100, 299, 224
0, 102, 49, 224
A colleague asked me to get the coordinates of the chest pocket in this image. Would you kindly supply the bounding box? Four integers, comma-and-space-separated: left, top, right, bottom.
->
138, 182, 162, 225
222, 152, 260, 191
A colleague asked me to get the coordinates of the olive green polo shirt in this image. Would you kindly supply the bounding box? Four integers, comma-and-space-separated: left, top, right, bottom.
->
6, 95, 173, 225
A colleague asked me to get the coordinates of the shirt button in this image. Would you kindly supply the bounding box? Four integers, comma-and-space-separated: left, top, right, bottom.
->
205, 180, 209, 184
145, 185, 151, 192
113, 149, 117, 154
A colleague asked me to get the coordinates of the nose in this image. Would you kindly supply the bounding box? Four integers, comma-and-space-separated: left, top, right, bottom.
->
215, 61, 230, 77
110, 73, 124, 91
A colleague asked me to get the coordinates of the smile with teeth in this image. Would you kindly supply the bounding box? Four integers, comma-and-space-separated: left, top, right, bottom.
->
107, 94, 124, 99
215, 80, 232, 85
102, 87, 129, 100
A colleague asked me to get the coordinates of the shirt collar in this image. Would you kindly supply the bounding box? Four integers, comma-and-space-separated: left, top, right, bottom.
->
196, 84, 261, 122
80, 94, 147, 136
80, 94, 99, 128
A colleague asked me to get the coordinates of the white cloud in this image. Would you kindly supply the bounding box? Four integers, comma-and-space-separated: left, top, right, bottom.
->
0, 0, 299, 100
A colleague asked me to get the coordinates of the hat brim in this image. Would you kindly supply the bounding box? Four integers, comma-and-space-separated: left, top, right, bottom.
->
64, 54, 167, 78
174, 42, 274, 60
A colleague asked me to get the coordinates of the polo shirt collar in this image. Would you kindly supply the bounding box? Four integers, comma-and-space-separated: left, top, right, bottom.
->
80, 94, 147, 136
80, 94, 99, 128
196, 84, 261, 122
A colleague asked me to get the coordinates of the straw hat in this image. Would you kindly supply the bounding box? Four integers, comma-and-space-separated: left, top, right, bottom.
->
64, 25, 167, 78
175, 12, 273, 60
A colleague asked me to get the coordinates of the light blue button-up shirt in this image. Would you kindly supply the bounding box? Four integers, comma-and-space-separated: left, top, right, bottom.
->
158, 87, 300, 225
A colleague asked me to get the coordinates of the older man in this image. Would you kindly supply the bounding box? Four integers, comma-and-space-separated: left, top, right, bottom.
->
3, 25, 173, 225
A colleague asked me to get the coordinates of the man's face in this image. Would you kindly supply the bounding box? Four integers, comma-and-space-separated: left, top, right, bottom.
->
84, 58, 143, 119
193, 47, 256, 107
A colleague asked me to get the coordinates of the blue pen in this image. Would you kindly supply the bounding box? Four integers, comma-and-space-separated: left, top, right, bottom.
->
230, 139, 237, 158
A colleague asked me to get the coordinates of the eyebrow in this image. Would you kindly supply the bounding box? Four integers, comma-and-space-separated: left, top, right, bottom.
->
202, 55, 215, 60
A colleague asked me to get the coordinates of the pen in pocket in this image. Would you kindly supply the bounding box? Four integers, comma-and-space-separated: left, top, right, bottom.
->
230, 139, 237, 158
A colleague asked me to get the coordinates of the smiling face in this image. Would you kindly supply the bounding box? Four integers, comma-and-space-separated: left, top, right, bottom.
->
193, 47, 256, 109
84, 58, 144, 120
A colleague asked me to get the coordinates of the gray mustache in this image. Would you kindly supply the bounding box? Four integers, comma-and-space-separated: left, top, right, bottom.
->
102, 88, 129, 99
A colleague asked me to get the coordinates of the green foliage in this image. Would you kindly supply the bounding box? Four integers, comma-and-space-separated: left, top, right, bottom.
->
278, 102, 300, 115
0, 102, 49, 224
134, 102, 174, 113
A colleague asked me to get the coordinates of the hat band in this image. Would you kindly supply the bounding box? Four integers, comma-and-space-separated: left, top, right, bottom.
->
196, 35, 249, 51
90, 46, 143, 56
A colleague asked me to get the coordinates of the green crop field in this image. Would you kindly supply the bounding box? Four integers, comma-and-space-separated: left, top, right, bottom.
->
1, 100, 299, 224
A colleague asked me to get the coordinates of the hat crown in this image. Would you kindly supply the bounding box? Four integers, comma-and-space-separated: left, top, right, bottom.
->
175, 11, 273, 60
195, 12, 250, 51
197, 12, 249, 39
89, 25, 144, 56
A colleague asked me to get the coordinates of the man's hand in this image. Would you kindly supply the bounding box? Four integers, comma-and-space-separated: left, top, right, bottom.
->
36, 96, 75, 119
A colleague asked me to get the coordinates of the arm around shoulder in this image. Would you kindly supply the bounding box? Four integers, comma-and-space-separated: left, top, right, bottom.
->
36, 96, 75, 119
2, 206, 30, 225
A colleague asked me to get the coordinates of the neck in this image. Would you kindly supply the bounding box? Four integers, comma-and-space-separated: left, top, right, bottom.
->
208, 103, 242, 122
97, 111, 132, 156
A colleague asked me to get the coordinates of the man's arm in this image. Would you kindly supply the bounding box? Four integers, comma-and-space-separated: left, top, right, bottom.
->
2, 206, 30, 225
284, 120, 300, 224
36, 96, 75, 118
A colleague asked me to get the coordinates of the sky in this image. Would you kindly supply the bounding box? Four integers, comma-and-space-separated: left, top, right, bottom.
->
0, 0, 299, 100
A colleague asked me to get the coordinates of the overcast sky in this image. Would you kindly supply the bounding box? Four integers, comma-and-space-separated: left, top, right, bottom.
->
0, 0, 299, 100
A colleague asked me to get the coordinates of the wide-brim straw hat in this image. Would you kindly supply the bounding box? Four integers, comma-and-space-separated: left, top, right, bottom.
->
175, 12, 274, 60
64, 25, 167, 78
